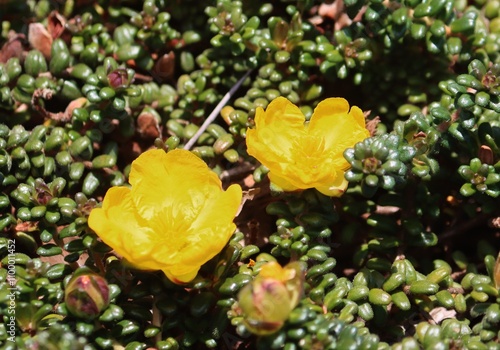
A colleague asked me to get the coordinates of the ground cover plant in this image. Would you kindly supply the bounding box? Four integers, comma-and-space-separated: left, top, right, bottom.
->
1, 0, 500, 349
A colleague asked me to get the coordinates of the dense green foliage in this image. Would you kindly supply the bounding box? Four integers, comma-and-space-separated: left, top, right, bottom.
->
1, 0, 500, 349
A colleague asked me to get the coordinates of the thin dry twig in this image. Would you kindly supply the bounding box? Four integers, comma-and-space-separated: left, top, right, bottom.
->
183, 69, 253, 150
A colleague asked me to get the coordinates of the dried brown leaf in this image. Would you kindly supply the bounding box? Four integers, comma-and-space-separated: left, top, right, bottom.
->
366, 116, 380, 136
428, 307, 457, 324
29, 23, 53, 58
65, 97, 89, 119
314, 0, 366, 31
47, 11, 67, 39
0, 33, 25, 63
32, 88, 74, 123
153, 51, 175, 82
137, 112, 161, 139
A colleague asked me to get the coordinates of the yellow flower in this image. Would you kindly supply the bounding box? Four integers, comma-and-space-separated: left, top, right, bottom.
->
88, 149, 242, 284
246, 97, 370, 196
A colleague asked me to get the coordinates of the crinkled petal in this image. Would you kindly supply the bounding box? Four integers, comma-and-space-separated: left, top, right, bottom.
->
314, 170, 349, 197
247, 96, 369, 197
88, 187, 163, 270
172, 184, 242, 266
268, 171, 301, 192
267, 138, 336, 191
160, 185, 242, 283
350, 105, 367, 129
313, 97, 350, 116
254, 96, 305, 129
163, 266, 200, 284
309, 100, 369, 153
269, 165, 332, 191
247, 129, 307, 185
89, 149, 242, 285
129, 149, 221, 222
247, 97, 305, 166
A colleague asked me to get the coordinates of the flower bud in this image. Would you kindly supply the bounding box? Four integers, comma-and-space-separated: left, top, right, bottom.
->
64, 272, 110, 319
238, 278, 292, 335
237, 261, 304, 335
107, 68, 132, 89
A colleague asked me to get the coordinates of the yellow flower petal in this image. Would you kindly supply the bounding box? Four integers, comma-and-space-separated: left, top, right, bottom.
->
267, 171, 301, 192
129, 149, 221, 222
166, 184, 242, 267
313, 97, 349, 115
350, 105, 367, 129
246, 97, 370, 196
308, 99, 369, 154
254, 96, 305, 129
89, 148, 243, 284
163, 266, 200, 284
315, 170, 349, 197
88, 187, 163, 270
247, 97, 306, 166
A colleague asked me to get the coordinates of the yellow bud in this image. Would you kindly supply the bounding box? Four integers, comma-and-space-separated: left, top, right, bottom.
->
238, 261, 305, 335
